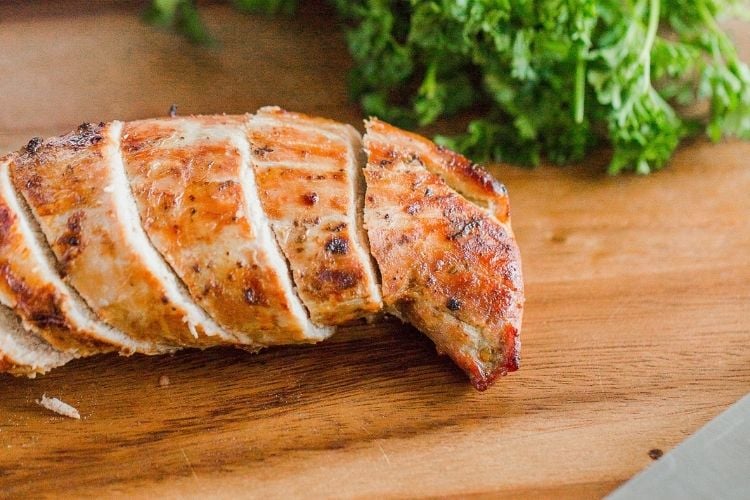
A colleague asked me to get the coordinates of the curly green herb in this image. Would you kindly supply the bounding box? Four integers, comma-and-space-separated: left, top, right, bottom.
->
147, 0, 750, 174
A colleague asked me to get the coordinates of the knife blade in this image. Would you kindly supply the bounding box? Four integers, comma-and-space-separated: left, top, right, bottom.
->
607, 393, 750, 500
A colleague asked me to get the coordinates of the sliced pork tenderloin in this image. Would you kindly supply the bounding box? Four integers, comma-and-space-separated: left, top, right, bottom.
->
0, 155, 136, 356
120, 115, 330, 346
363, 119, 524, 390
10, 122, 229, 352
0, 111, 524, 390
247, 107, 382, 326
0, 303, 73, 377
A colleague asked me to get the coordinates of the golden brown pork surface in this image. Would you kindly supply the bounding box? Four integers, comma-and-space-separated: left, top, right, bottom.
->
9, 123, 228, 352
121, 115, 329, 345
0, 109, 524, 390
247, 107, 382, 325
0, 156, 136, 356
363, 119, 524, 390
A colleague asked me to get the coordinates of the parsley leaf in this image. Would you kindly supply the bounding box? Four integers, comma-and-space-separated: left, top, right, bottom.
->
147, 0, 750, 174
144, 0, 213, 45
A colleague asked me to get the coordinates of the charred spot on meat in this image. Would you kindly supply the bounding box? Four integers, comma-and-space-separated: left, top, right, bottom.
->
302, 192, 319, 206
25, 137, 43, 155
325, 236, 349, 255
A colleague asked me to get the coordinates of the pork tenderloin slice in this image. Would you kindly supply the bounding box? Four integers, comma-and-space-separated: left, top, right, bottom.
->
10, 122, 228, 352
121, 115, 329, 345
0, 155, 134, 355
363, 119, 524, 390
373, 121, 513, 225
0, 303, 73, 377
247, 107, 382, 326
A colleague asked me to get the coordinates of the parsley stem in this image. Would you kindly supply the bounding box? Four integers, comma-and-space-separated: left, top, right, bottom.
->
639, 0, 660, 90
698, 1, 737, 65
574, 52, 586, 124
146, 0, 750, 172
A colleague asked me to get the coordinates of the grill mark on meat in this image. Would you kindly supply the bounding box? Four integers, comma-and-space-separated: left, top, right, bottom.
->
252, 145, 273, 158
21, 174, 46, 206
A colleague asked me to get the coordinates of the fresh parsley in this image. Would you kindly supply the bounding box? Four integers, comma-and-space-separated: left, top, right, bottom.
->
147, 0, 750, 174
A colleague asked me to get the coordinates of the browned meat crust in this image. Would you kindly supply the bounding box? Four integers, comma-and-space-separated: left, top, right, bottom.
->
363, 119, 524, 390
121, 115, 326, 345
0, 111, 524, 390
0, 156, 119, 355
247, 107, 382, 325
10, 123, 225, 351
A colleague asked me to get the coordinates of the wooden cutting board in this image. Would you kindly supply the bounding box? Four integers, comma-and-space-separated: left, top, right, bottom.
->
1, 3, 748, 498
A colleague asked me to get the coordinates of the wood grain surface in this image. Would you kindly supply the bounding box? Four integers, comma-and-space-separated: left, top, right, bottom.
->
1, 2, 749, 498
